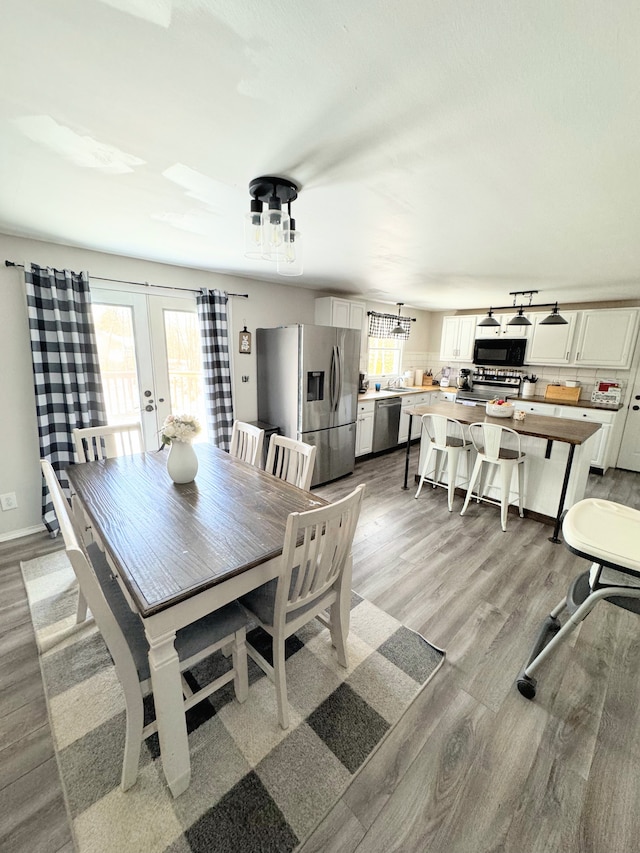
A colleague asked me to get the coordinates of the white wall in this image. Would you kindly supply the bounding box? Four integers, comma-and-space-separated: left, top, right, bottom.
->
0, 233, 320, 538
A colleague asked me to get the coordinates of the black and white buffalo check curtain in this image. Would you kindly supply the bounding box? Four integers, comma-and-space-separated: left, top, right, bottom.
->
368, 310, 411, 340
196, 289, 234, 450
25, 263, 107, 534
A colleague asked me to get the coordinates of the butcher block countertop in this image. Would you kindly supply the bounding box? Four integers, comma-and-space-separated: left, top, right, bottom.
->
358, 385, 440, 402
404, 401, 601, 446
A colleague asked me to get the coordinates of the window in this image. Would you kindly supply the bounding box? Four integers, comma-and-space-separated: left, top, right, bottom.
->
367, 337, 403, 378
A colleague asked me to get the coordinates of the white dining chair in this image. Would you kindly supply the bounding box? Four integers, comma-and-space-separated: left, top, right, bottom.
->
73, 423, 143, 462
265, 434, 317, 491
415, 414, 472, 511
41, 459, 249, 792
460, 422, 526, 531
229, 420, 265, 467
240, 483, 365, 729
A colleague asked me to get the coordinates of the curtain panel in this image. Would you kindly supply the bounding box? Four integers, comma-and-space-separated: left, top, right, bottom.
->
25, 263, 107, 533
196, 289, 234, 450
367, 311, 411, 340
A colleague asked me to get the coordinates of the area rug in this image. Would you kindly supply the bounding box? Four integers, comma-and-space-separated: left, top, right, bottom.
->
21, 550, 445, 853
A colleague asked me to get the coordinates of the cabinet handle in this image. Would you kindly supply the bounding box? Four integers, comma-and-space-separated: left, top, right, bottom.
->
566, 352, 569, 360
576, 352, 580, 360
633, 405, 639, 411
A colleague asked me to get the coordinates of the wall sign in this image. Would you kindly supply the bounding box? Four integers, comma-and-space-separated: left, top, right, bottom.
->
239, 326, 251, 354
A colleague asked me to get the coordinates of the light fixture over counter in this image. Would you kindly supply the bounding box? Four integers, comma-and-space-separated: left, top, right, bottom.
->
478, 290, 568, 328
244, 176, 302, 276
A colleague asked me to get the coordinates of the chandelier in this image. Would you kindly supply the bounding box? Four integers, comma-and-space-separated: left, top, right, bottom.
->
244, 176, 302, 277
478, 290, 568, 327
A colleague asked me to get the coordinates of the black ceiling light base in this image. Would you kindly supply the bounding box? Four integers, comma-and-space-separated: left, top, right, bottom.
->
249, 176, 299, 204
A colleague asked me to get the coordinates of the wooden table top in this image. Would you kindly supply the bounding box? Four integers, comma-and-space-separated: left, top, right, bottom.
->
404, 401, 601, 445
66, 444, 327, 617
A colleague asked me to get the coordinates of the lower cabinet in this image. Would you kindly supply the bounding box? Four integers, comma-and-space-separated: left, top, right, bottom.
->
356, 401, 375, 456
398, 392, 436, 443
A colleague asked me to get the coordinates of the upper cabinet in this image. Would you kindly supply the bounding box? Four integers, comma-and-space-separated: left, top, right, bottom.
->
475, 314, 532, 339
525, 311, 579, 365
315, 296, 365, 331
440, 315, 476, 362
574, 308, 639, 369
315, 297, 367, 367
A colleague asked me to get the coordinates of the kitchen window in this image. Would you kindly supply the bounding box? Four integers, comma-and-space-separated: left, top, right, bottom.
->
367, 337, 403, 378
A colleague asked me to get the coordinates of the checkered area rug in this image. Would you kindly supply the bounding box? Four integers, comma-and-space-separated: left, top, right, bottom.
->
21, 550, 445, 853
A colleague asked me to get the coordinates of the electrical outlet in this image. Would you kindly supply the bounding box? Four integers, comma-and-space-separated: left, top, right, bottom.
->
0, 492, 18, 511
241, 375, 250, 383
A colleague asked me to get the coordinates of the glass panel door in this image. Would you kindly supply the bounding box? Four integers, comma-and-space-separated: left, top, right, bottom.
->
91, 288, 208, 450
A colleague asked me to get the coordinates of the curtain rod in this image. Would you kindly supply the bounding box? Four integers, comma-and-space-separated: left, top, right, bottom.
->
367, 310, 417, 322
4, 260, 249, 298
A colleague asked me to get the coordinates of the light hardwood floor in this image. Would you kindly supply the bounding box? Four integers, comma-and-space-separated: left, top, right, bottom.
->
1, 450, 639, 853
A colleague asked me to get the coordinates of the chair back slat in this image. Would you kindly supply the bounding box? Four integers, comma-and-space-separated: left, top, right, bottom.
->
73, 423, 143, 463
277, 485, 365, 622
40, 460, 140, 684
265, 435, 316, 491
469, 422, 522, 460
421, 414, 466, 448
229, 421, 265, 467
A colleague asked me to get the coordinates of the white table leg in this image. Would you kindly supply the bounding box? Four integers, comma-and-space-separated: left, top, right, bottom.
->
147, 629, 190, 797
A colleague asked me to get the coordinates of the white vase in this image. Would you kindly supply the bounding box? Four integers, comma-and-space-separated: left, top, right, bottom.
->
166, 440, 198, 484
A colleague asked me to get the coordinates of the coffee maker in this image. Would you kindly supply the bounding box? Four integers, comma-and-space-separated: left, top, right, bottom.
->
359, 372, 369, 393
457, 369, 472, 391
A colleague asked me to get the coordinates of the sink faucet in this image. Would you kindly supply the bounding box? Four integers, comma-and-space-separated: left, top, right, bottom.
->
386, 376, 403, 389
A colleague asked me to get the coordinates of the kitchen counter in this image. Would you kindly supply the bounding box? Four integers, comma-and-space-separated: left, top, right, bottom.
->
358, 384, 440, 402
404, 401, 601, 540
509, 394, 623, 412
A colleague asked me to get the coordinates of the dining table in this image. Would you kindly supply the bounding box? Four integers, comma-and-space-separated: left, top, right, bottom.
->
66, 442, 327, 797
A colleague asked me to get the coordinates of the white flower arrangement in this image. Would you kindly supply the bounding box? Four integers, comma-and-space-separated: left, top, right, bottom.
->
160, 413, 201, 446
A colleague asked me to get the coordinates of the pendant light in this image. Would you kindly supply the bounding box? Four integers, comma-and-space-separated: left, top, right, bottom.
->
539, 303, 568, 325
391, 303, 405, 336
478, 309, 500, 327
507, 307, 532, 327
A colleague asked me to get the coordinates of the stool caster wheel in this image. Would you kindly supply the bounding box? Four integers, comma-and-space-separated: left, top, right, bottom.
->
516, 674, 537, 700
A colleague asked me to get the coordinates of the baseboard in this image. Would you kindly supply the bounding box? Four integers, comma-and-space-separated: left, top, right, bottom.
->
0, 523, 47, 542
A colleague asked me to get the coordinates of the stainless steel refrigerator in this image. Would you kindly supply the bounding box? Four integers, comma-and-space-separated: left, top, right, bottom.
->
257, 324, 360, 487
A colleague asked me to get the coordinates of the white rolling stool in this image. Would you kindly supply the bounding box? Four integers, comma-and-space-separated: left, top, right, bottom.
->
415, 414, 471, 511
517, 498, 640, 699
460, 422, 525, 531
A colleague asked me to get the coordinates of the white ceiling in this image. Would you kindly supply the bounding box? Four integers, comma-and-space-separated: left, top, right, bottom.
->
1, 0, 640, 311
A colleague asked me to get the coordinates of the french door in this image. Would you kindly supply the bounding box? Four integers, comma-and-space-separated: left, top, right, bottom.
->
91, 287, 209, 450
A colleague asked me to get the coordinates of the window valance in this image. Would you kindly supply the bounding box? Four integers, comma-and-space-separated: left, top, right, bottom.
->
367, 310, 412, 341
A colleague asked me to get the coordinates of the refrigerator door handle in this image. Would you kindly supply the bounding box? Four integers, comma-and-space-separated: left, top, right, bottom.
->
335, 345, 343, 412
329, 346, 337, 411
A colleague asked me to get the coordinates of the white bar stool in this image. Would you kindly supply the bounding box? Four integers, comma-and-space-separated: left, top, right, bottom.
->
517, 498, 640, 699
460, 422, 525, 531
415, 414, 471, 511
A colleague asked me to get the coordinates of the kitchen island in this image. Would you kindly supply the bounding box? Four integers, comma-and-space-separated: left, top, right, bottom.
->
404, 401, 601, 541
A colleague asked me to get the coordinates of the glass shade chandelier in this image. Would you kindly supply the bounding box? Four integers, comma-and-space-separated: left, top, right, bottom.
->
478, 290, 568, 328
244, 176, 302, 276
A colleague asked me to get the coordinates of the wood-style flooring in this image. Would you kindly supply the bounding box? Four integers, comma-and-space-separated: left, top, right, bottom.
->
2, 451, 639, 853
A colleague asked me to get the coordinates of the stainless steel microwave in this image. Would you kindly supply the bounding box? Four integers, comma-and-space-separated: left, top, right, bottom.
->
473, 337, 526, 367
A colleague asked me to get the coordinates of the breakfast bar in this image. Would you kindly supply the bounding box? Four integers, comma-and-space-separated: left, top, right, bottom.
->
403, 401, 601, 541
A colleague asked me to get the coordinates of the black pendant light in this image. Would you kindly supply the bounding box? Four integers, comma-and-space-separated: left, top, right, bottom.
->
391, 303, 405, 336
478, 309, 500, 327
507, 307, 532, 327
539, 303, 568, 325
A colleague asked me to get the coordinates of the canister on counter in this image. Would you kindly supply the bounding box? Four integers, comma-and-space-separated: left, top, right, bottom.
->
414, 368, 424, 386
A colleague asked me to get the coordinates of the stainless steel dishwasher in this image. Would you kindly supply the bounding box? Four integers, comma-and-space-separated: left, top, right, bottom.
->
373, 396, 401, 452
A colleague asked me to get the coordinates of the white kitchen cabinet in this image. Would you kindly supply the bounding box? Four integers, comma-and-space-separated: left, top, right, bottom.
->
355, 400, 375, 456
525, 312, 578, 365
557, 405, 617, 472
440, 316, 477, 361
315, 296, 368, 367
574, 308, 639, 369
475, 314, 532, 339
398, 392, 434, 443
513, 401, 560, 417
